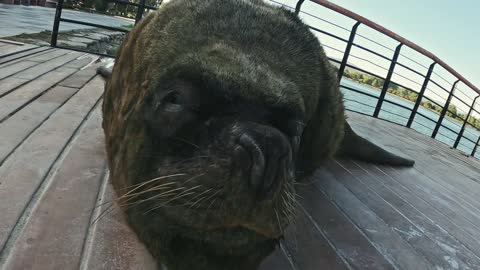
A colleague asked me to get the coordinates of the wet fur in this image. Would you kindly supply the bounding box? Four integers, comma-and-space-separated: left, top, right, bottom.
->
101, 0, 412, 269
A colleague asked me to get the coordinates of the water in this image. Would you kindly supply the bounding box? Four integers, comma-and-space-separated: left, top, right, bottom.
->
340, 78, 480, 159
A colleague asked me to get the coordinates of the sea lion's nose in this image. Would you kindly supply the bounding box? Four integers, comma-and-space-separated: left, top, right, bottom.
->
237, 124, 293, 198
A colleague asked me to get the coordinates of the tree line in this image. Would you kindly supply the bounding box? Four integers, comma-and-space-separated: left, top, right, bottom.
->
343, 69, 480, 130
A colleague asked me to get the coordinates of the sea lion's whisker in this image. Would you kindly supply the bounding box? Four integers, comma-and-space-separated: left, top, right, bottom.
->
206, 198, 218, 212
91, 203, 117, 225
274, 208, 283, 234
117, 185, 173, 202
118, 173, 185, 194
196, 189, 222, 209
172, 137, 200, 149
186, 188, 213, 209
144, 191, 198, 214
116, 187, 188, 209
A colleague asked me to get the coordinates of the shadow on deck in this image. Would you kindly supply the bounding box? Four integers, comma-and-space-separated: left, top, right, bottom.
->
1, 42, 480, 270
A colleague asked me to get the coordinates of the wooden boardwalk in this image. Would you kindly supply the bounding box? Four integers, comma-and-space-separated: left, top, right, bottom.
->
1, 42, 480, 270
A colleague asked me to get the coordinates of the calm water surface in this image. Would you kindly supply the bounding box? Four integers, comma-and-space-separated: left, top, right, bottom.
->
340, 79, 480, 159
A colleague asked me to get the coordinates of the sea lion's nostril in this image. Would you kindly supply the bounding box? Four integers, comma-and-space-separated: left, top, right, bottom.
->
238, 127, 293, 198
239, 133, 265, 190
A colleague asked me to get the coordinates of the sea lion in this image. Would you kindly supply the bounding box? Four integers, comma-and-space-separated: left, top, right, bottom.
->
99, 0, 414, 269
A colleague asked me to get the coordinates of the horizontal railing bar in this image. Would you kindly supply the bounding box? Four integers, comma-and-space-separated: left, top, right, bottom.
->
378, 108, 410, 120
345, 108, 374, 117
381, 98, 414, 112
414, 111, 438, 124
308, 26, 349, 43
343, 98, 377, 109
59, 18, 130, 33
352, 42, 391, 61
428, 78, 451, 94
342, 62, 386, 81
396, 61, 426, 78
437, 132, 458, 143
439, 124, 460, 136
310, 0, 480, 95
340, 85, 380, 99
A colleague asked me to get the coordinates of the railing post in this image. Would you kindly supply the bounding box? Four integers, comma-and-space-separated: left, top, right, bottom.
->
432, 79, 460, 138
135, 0, 146, 24
453, 95, 479, 149
337, 21, 361, 82
472, 136, 480, 157
373, 43, 403, 117
50, 0, 64, 47
406, 62, 436, 127
295, 0, 306, 15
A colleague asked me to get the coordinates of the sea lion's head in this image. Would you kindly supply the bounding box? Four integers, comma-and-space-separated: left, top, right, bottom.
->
101, 0, 344, 269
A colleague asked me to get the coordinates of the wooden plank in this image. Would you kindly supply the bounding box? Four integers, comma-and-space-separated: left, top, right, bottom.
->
2, 108, 107, 270
0, 45, 21, 56
0, 47, 52, 66
0, 77, 104, 252
313, 168, 433, 270
348, 116, 480, 210
0, 77, 28, 97
79, 180, 158, 270
259, 248, 294, 270
299, 183, 395, 269
0, 67, 78, 121
362, 163, 480, 258
350, 118, 480, 223
281, 209, 350, 270
0, 60, 39, 80
13, 52, 83, 80
64, 55, 99, 69
339, 159, 480, 267
328, 159, 475, 270
59, 67, 98, 89
0, 86, 79, 164
25, 49, 71, 63
0, 44, 38, 59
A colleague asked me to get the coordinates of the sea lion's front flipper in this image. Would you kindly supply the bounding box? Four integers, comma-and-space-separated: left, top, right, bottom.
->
338, 121, 415, 166
97, 65, 113, 80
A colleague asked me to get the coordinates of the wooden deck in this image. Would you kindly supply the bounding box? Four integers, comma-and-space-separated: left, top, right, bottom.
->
1, 42, 480, 270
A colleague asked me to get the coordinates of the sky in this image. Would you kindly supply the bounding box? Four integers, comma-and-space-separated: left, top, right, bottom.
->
325, 0, 480, 88
271, 0, 480, 116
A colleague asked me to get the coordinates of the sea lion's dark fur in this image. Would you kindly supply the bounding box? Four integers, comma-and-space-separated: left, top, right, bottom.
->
100, 0, 413, 269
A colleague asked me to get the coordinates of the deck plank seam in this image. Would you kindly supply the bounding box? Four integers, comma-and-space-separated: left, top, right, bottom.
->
0, 53, 83, 99
0, 45, 39, 60
0, 47, 53, 67
0, 50, 78, 84
0, 71, 100, 167
279, 242, 299, 270
299, 204, 355, 270
0, 95, 103, 265
353, 160, 480, 266
312, 172, 430, 270
0, 55, 90, 123
333, 160, 473, 269
78, 169, 110, 270
390, 163, 480, 221
372, 165, 480, 256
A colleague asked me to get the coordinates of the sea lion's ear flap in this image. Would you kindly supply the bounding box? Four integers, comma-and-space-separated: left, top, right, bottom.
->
97, 65, 112, 81
337, 121, 415, 166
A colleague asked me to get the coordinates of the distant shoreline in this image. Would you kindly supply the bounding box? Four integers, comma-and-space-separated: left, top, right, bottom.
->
342, 78, 480, 132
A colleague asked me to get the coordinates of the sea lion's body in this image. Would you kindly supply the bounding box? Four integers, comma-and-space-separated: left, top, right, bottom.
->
100, 1, 413, 269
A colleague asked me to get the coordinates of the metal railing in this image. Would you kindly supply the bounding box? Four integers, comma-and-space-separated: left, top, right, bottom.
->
48, 0, 480, 159
50, 0, 159, 57
291, 0, 480, 159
